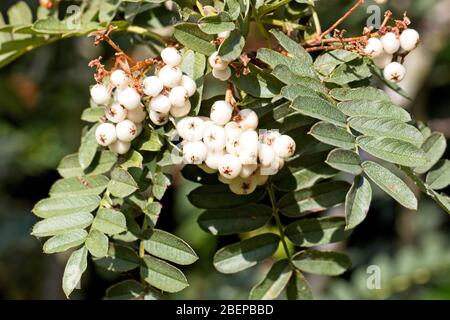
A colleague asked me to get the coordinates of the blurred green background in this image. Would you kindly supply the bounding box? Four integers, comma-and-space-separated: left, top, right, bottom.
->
0, 0, 449, 299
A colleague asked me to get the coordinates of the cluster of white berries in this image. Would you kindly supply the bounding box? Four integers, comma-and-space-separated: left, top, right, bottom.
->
208, 31, 233, 82
90, 47, 197, 154
177, 101, 296, 195
363, 28, 420, 83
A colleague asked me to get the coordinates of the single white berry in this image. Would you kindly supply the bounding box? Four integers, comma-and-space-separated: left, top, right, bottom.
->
95, 123, 117, 146
218, 174, 234, 185
239, 149, 258, 165
253, 169, 269, 186
272, 134, 296, 158
118, 87, 141, 110
108, 140, 131, 155
183, 141, 207, 164
149, 110, 169, 126
260, 130, 281, 146
237, 109, 258, 131
200, 116, 215, 128
224, 121, 241, 135
116, 119, 138, 142
381, 32, 400, 54
208, 51, 229, 71
212, 67, 231, 81
373, 51, 393, 68
142, 76, 164, 97
218, 154, 242, 179
177, 117, 205, 142
181, 75, 197, 97
210, 100, 233, 125
105, 102, 127, 123
229, 177, 257, 195
400, 29, 420, 51
168, 86, 187, 108
203, 124, 226, 151
239, 164, 258, 178
198, 163, 217, 174
158, 65, 182, 88
383, 62, 406, 83
126, 105, 146, 123
258, 143, 276, 166
110, 70, 129, 89
161, 47, 182, 67
90, 84, 110, 105
239, 130, 259, 152
364, 38, 384, 57
205, 148, 225, 170
170, 100, 191, 118
226, 136, 241, 156
218, 30, 231, 39
150, 94, 172, 114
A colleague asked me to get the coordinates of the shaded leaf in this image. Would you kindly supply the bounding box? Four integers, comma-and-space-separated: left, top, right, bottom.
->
174, 23, 215, 55
337, 100, 411, 122
249, 259, 292, 300
325, 149, 362, 175
292, 250, 351, 276
140, 255, 189, 293
105, 280, 145, 300
329, 87, 390, 102
94, 244, 141, 272
426, 160, 450, 190
309, 121, 355, 149
107, 167, 138, 197
218, 29, 245, 61
345, 176, 372, 229
63, 246, 88, 298
292, 96, 346, 127
231, 64, 282, 98
415, 133, 447, 174
286, 270, 313, 300
85, 229, 109, 258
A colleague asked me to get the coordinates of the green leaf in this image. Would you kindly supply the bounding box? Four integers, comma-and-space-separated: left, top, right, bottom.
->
32, 195, 100, 218
140, 131, 164, 151
120, 150, 143, 169
8, 1, 32, 26
325, 59, 371, 85
49, 175, 109, 198
94, 244, 141, 272
107, 167, 138, 197
91, 208, 127, 235
292, 96, 347, 127
105, 280, 145, 300
218, 29, 245, 61
270, 29, 312, 63
32, 212, 93, 237
285, 216, 350, 247
292, 250, 351, 276
325, 149, 362, 175
81, 107, 105, 122
337, 100, 411, 122
362, 161, 417, 210
140, 255, 189, 293
415, 133, 447, 174
57, 151, 117, 178
231, 64, 282, 98
357, 136, 427, 167
180, 50, 206, 114
188, 184, 265, 209
197, 204, 272, 235
85, 229, 109, 258
309, 121, 355, 149
329, 87, 390, 102
174, 23, 215, 55
99, 0, 122, 23
257, 48, 316, 78
213, 233, 280, 274
143, 229, 198, 265
63, 246, 88, 298
278, 181, 350, 217
286, 271, 313, 300
225, 0, 241, 20
199, 12, 235, 34
43, 229, 88, 254
426, 160, 450, 190
345, 176, 372, 229
348, 116, 424, 146
152, 172, 171, 200
249, 259, 292, 300
280, 83, 321, 101
272, 66, 323, 90
314, 49, 359, 76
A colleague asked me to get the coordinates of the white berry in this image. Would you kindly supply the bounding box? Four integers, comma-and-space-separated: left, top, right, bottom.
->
161, 47, 182, 67
168, 86, 187, 108
183, 141, 207, 164
210, 100, 233, 125
205, 148, 225, 170
239, 164, 258, 178
212, 67, 231, 81
118, 87, 141, 110
253, 169, 269, 186
203, 124, 226, 151
90, 84, 110, 105
126, 105, 146, 123
158, 65, 182, 88
218, 154, 242, 179
400, 29, 420, 51
208, 51, 229, 71
181, 75, 197, 97
272, 134, 296, 158
110, 70, 129, 89
95, 123, 117, 146
116, 120, 138, 142
258, 143, 276, 166
239, 130, 259, 152
105, 102, 127, 123
373, 51, 393, 68
260, 130, 281, 146
226, 136, 241, 156
218, 174, 234, 185
108, 140, 131, 155
177, 117, 205, 142
149, 110, 169, 126
237, 109, 258, 131
142, 76, 164, 97
383, 62, 406, 83
150, 94, 172, 114
381, 32, 400, 54
229, 177, 257, 195
364, 38, 384, 58
170, 100, 191, 118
